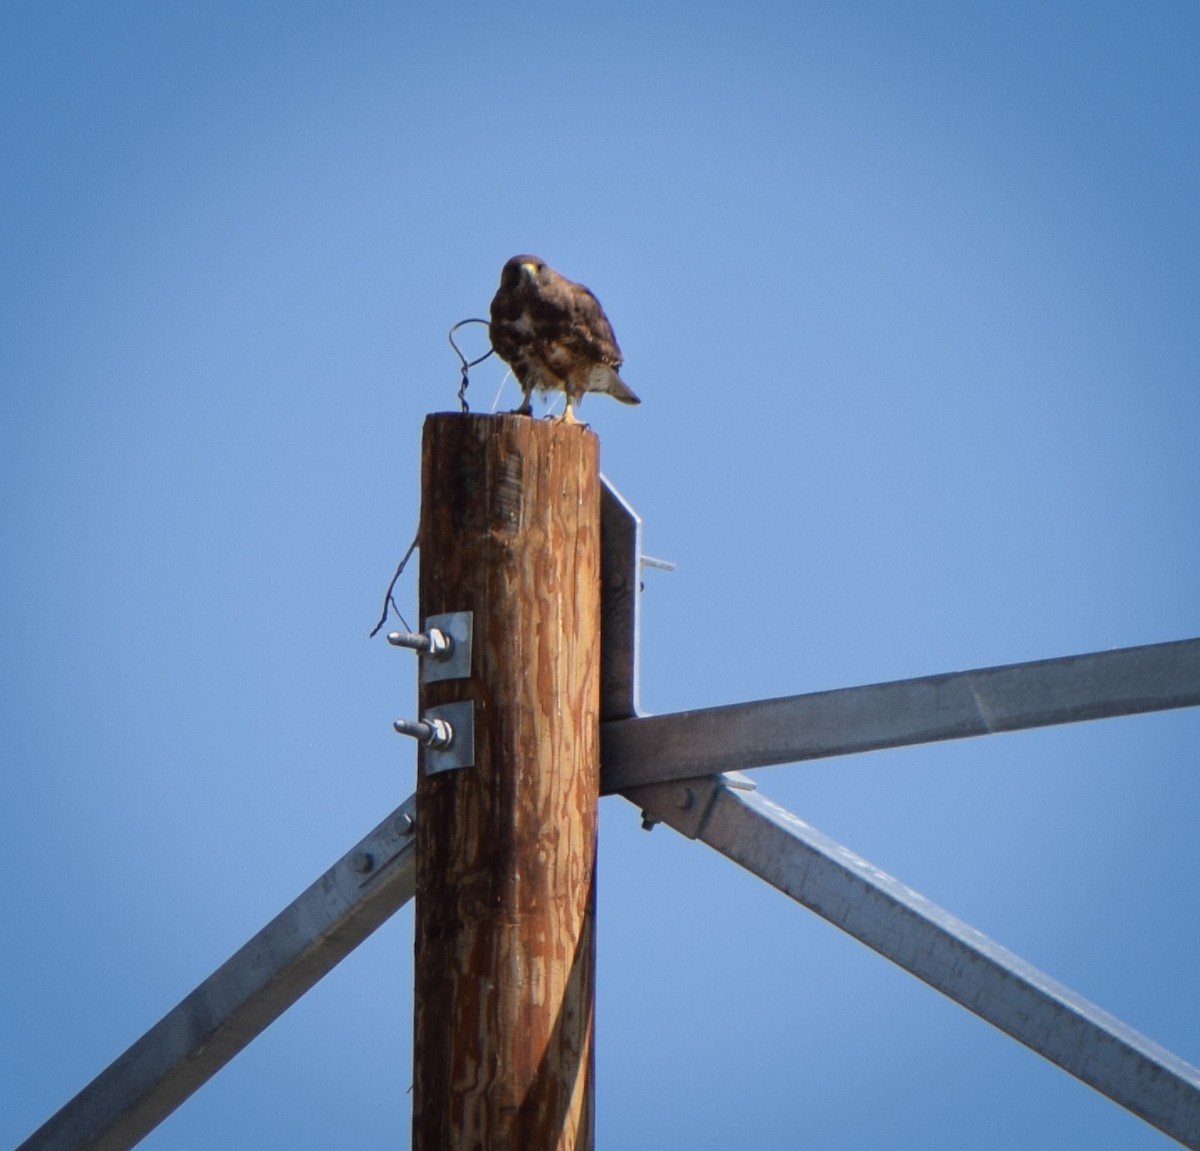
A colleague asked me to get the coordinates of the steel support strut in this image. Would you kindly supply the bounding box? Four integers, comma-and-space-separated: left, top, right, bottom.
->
16, 795, 419, 1151
601, 637, 1200, 793
626, 775, 1200, 1150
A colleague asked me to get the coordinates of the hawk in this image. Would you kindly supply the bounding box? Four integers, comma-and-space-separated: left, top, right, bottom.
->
489, 255, 640, 422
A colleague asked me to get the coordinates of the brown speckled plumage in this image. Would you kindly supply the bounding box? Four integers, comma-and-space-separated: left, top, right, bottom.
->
489, 255, 640, 421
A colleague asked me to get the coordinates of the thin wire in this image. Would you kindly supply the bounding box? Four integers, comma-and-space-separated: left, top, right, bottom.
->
448, 318, 495, 413
368, 320, 495, 638
368, 532, 419, 638
491, 366, 514, 413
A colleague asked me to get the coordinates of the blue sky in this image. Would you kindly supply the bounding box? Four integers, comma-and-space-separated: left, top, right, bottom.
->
3, 3, 1199, 1147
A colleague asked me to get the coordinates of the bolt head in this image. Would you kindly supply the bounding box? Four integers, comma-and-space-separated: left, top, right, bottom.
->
351, 851, 375, 874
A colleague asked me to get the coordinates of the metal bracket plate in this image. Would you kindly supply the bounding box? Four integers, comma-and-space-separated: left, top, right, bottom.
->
423, 699, 475, 775
625, 770, 756, 839
421, 610, 473, 682
600, 477, 643, 720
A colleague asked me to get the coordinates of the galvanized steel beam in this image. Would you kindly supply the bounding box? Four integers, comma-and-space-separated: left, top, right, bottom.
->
16, 794, 418, 1151
601, 637, 1200, 793
625, 775, 1200, 1149
599, 476, 644, 721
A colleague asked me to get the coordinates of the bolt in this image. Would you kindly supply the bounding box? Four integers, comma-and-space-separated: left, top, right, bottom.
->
640, 812, 658, 832
395, 812, 415, 836
387, 630, 429, 652
386, 627, 453, 660
351, 851, 374, 874
393, 716, 455, 748
675, 787, 695, 810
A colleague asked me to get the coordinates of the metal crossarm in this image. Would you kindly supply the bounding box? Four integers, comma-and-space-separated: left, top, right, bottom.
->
600, 637, 1200, 793
16, 467, 1200, 1150
625, 774, 1200, 1150
17, 795, 418, 1151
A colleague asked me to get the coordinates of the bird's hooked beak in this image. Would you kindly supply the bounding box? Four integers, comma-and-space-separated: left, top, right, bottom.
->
519, 259, 539, 280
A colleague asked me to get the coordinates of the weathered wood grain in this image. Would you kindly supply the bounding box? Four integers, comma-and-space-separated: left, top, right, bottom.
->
414, 413, 599, 1151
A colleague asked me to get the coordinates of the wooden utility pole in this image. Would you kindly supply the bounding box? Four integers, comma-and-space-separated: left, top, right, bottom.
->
413, 413, 600, 1151
15, 411, 1200, 1151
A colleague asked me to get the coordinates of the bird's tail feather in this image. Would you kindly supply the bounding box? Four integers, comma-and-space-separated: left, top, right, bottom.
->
601, 369, 640, 406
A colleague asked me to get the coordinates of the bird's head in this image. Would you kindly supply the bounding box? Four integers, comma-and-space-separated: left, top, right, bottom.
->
501, 254, 548, 290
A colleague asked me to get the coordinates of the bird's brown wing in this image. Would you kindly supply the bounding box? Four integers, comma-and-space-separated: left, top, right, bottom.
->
563, 282, 623, 368
488, 280, 529, 364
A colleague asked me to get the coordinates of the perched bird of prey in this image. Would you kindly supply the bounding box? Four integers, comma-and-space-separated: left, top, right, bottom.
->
489, 255, 641, 422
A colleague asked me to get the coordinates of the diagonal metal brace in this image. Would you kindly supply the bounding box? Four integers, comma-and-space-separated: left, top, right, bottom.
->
624, 776, 1200, 1150
16, 794, 420, 1151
